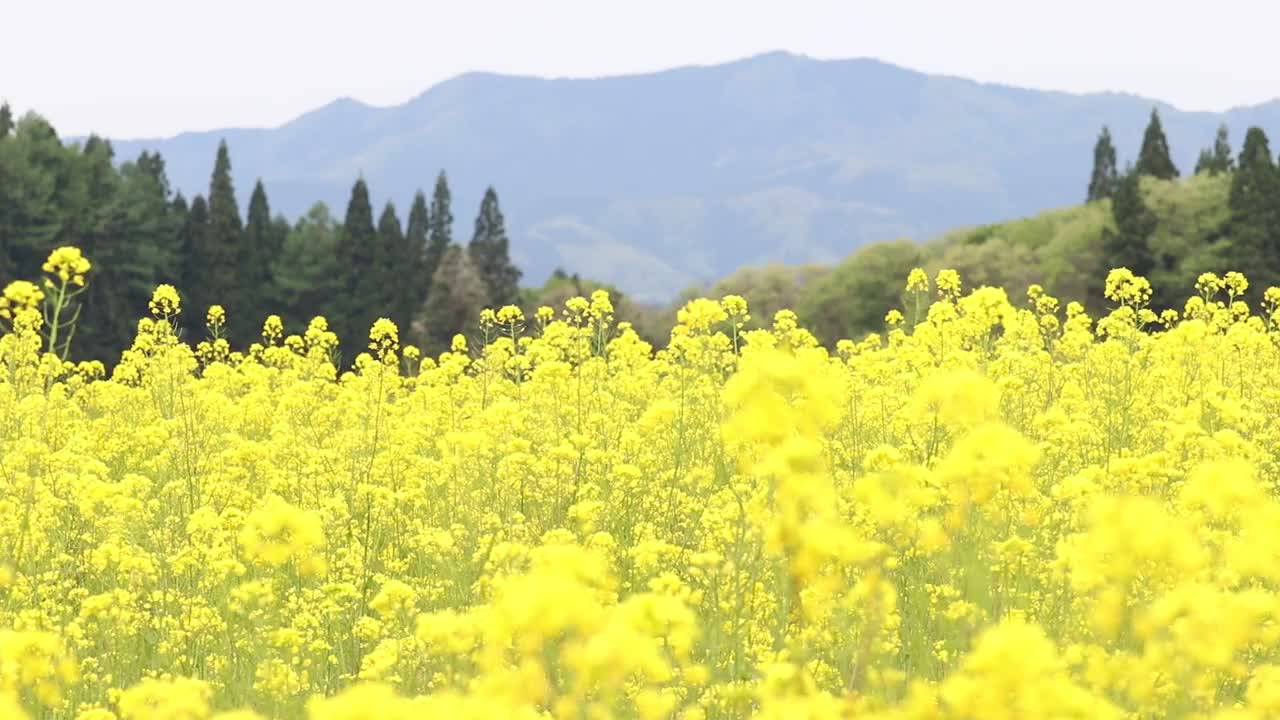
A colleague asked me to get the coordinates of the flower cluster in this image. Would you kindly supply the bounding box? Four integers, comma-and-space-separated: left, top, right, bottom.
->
3, 251, 1280, 719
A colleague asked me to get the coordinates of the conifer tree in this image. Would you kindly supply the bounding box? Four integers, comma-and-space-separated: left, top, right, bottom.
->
170, 191, 189, 242
1087, 126, 1120, 202
268, 216, 290, 268
404, 190, 430, 336
1195, 124, 1235, 176
425, 172, 452, 299
334, 178, 378, 359
468, 187, 522, 307
1103, 168, 1157, 279
1135, 109, 1179, 180
376, 201, 407, 328
272, 202, 342, 332
0, 102, 12, 139
180, 194, 211, 333
1194, 149, 1213, 176
1228, 127, 1280, 289
189, 140, 244, 328
240, 180, 275, 336
1211, 123, 1234, 174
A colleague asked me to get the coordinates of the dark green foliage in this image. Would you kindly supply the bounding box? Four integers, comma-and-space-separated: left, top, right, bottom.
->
1237, 127, 1274, 173
425, 173, 452, 300
180, 195, 211, 332
403, 191, 430, 341
468, 187, 522, 308
1195, 124, 1235, 176
376, 202, 408, 329
1102, 170, 1157, 280
0, 108, 532, 367
272, 202, 343, 332
1087, 126, 1119, 202
239, 180, 276, 341
1208, 122, 1228, 174
1214, 124, 1236, 173
186, 141, 244, 330
268, 216, 290, 271
0, 114, 63, 279
1226, 127, 1280, 290
79, 150, 185, 354
333, 178, 379, 359
1135, 109, 1179, 180
0, 114, 187, 359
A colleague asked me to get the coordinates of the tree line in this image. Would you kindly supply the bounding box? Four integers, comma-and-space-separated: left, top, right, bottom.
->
0, 104, 521, 362
1087, 110, 1280, 304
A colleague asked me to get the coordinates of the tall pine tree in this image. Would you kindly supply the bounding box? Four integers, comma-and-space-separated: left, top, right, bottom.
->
1211, 123, 1234, 174
334, 178, 379, 360
1087, 126, 1119, 202
1135, 109, 1179, 180
180, 194, 211, 335
188, 140, 244, 329
1103, 169, 1157, 279
170, 191, 190, 276
403, 190, 430, 339
425, 172, 452, 301
241, 180, 276, 338
467, 187, 522, 307
0, 102, 12, 139
1195, 124, 1234, 176
272, 202, 342, 332
376, 201, 407, 328
1228, 127, 1280, 290
81, 150, 185, 356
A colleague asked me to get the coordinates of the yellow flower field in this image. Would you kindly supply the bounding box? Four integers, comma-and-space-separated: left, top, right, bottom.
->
3, 249, 1280, 719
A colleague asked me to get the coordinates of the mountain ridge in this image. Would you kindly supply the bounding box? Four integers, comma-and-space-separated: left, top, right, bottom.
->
101, 51, 1280, 301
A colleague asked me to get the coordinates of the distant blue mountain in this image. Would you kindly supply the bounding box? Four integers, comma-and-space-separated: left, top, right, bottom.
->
107, 51, 1280, 300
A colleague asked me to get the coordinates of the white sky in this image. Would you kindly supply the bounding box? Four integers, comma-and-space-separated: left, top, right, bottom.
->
3, 0, 1276, 139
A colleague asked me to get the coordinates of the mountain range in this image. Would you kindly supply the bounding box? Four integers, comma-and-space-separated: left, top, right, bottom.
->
107, 51, 1280, 301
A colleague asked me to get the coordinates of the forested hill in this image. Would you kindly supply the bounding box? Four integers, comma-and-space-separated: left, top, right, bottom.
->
702, 117, 1280, 346
104, 51, 1280, 300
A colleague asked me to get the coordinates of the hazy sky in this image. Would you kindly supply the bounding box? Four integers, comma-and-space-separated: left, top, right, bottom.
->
5, 0, 1277, 139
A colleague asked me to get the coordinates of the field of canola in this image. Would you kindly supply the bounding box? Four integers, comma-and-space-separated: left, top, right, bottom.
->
3, 248, 1280, 719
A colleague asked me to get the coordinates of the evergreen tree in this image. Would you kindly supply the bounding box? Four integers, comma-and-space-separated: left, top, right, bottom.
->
421, 244, 487, 354
166, 191, 189, 284
1134, 109, 1179, 180
425, 172, 452, 301
240, 180, 276, 338
1195, 124, 1234, 176
1194, 149, 1213, 176
1237, 127, 1274, 173
180, 195, 211, 334
268, 216, 290, 268
1103, 169, 1157, 279
79, 150, 185, 356
1228, 127, 1280, 290
333, 178, 379, 360
0, 114, 67, 278
376, 201, 407, 328
190, 140, 244, 328
1212, 123, 1234, 174
1087, 126, 1120, 202
467, 187, 522, 307
403, 190, 430, 337
70, 137, 126, 357
0, 102, 12, 139
273, 202, 343, 332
